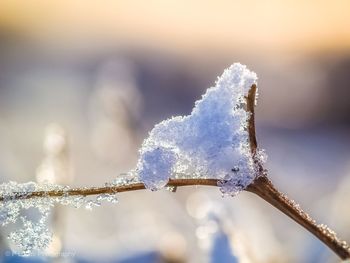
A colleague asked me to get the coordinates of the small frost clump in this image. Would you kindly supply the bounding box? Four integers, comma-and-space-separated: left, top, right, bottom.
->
137, 63, 263, 195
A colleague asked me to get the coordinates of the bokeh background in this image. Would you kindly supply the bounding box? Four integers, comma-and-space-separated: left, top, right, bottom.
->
0, 1, 349, 262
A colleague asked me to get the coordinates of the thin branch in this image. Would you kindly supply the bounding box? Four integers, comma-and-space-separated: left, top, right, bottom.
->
1, 85, 349, 260
246, 177, 350, 260
0, 179, 217, 201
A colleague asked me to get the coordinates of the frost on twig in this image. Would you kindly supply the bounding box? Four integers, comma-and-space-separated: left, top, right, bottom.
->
1, 63, 348, 260
137, 63, 266, 195
0, 181, 119, 255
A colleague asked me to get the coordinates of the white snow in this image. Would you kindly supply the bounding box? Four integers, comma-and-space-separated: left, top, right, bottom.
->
137, 63, 261, 195
0, 62, 264, 255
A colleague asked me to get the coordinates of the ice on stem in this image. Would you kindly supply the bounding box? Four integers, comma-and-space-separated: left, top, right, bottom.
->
0, 181, 119, 255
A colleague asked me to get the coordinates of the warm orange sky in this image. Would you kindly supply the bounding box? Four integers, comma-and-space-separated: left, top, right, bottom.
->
0, 0, 350, 54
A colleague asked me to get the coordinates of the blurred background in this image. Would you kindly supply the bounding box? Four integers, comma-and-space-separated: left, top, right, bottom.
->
0, 0, 349, 262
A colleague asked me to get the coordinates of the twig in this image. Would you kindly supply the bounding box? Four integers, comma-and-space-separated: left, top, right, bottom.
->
246, 177, 350, 260
0, 179, 217, 201
1, 85, 349, 260
245, 84, 350, 260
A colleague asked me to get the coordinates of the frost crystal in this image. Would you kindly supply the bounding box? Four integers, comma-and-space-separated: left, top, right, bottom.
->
0, 180, 120, 255
137, 63, 262, 195
9, 216, 52, 256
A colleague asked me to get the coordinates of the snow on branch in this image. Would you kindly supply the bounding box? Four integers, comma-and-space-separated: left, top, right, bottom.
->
137, 63, 265, 194
0, 63, 349, 260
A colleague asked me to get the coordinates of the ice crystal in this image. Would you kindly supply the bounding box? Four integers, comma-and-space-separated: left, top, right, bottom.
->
165, 185, 177, 192
0, 180, 120, 255
111, 171, 140, 186
96, 193, 118, 204
84, 200, 101, 210
137, 63, 263, 195
9, 216, 52, 256
318, 224, 350, 253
